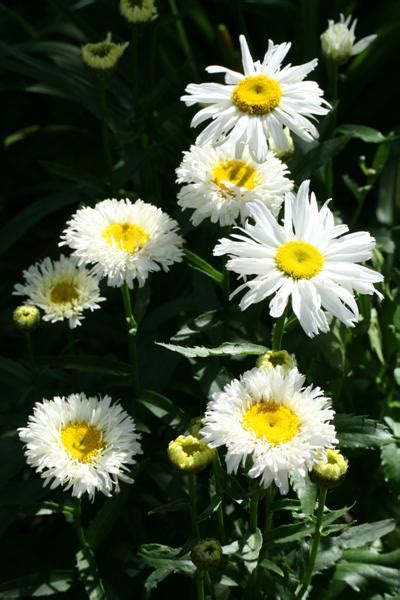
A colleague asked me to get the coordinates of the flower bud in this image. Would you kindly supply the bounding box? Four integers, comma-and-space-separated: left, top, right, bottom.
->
310, 449, 348, 488
321, 14, 377, 65
82, 33, 129, 71
268, 127, 294, 160
119, 0, 158, 24
256, 349, 296, 372
13, 305, 40, 331
168, 435, 215, 474
190, 539, 222, 571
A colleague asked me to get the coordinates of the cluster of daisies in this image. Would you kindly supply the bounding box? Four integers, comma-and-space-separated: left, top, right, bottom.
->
17, 23, 379, 502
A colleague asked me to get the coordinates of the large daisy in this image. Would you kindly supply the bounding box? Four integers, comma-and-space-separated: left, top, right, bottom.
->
214, 180, 383, 337
201, 367, 337, 494
60, 198, 184, 288
176, 144, 292, 226
13, 254, 105, 329
19, 393, 142, 500
181, 35, 330, 163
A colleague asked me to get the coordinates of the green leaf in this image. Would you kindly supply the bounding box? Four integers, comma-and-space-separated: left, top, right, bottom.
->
335, 414, 393, 448
75, 549, 106, 600
86, 486, 131, 550
0, 357, 29, 381
184, 249, 224, 286
155, 341, 268, 358
337, 520, 396, 549
259, 559, 284, 577
288, 137, 350, 182
144, 567, 175, 593
368, 308, 385, 364
138, 390, 185, 428
139, 544, 195, 575
335, 125, 387, 143
342, 548, 400, 567
239, 529, 263, 573
381, 442, 400, 489
39, 355, 132, 377
0, 571, 74, 598
148, 498, 187, 516
290, 473, 317, 516
330, 562, 400, 595
314, 539, 343, 574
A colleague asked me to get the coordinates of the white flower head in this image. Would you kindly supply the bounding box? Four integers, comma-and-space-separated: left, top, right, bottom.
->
201, 367, 337, 494
60, 198, 184, 289
176, 144, 292, 226
19, 393, 142, 500
214, 180, 383, 338
119, 0, 158, 24
13, 255, 105, 329
321, 14, 377, 64
181, 34, 330, 163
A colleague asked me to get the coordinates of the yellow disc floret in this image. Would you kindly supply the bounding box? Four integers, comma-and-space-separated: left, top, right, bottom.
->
212, 160, 260, 196
232, 75, 282, 115
60, 422, 104, 463
242, 402, 300, 444
102, 222, 150, 253
275, 241, 324, 279
168, 434, 216, 473
50, 282, 79, 304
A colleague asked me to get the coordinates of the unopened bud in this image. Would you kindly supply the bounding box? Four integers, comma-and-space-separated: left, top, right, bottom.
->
310, 449, 348, 488
191, 539, 222, 571
119, 0, 158, 24
168, 435, 215, 474
256, 349, 296, 372
13, 305, 40, 331
82, 33, 129, 71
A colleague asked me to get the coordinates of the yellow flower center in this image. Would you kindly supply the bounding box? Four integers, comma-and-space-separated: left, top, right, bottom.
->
50, 282, 79, 304
242, 402, 300, 445
212, 160, 260, 197
102, 222, 150, 253
275, 241, 324, 279
60, 422, 104, 463
232, 75, 282, 115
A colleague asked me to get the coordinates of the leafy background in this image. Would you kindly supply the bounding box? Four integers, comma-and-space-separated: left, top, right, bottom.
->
0, 0, 399, 598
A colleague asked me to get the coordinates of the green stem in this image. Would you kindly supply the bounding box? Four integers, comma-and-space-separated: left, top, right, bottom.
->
196, 569, 205, 600
97, 74, 114, 192
168, 0, 198, 78
249, 488, 260, 532
297, 487, 328, 598
73, 499, 106, 599
264, 485, 275, 537
271, 308, 287, 351
212, 457, 226, 543
205, 572, 216, 600
188, 474, 200, 540
121, 283, 139, 396
252, 485, 276, 596
25, 331, 33, 363
325, 60, 338, 198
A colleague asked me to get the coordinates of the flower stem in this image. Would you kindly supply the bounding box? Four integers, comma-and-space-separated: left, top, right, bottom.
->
196, 569, 205, 600
73, 499, 106, 599
271, 308, 287, 351
188, 473, 200, 540
249, 488, 260, 532
168, 0, 198, 79
97, 73, 114, 193
297, 486, 328, 598
121, 283, 139, 396
212, 457, 226, 543
264, 484, 275, 537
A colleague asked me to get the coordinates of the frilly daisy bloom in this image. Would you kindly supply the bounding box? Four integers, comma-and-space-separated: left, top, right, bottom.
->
60, 198, 184, 289
321, 14, 377, 64
214, 180, 383, 338
13, 255, 105, 329
201, 367, 337, 494
176, 144, 292, 226
19, 393, 142, 500
181, 34, 330, 163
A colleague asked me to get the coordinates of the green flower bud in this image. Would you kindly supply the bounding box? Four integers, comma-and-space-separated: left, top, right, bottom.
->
256, 349, 296, 372
190, 539, 222, 571
168, 435, 215, 474
13, 305, 40, 331
310, 449, 348, 489
119, 0, 158, 24
82, 33, 129, 71
188, 417, 203, 439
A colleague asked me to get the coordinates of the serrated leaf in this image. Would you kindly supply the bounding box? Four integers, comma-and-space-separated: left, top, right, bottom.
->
335, 125, 387, 143
335, 414, 393, 448
330, 562, 400, 595
314, 539, 343, 574
381, 442, 400, 489
291, 473, 317, 516
337, 520, 396, 550
144, 567, 175, 593
184, 250, 224, 286
75, 549, 106, 600
138, 389, 185, 428
0, 570, 74, 598
139, 544, 195, 575
239, 529, 263, 573
156, 341, 268, 358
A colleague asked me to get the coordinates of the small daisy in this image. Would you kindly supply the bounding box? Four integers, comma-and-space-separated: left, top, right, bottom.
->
201, 367, 337, 494
19, 393, 142, 500
214, 180, 383, 338
176, 144, 292, 226
321, 14, 377, 64
181, 34, 330, 163
13, 255, 104, 329
60, 198, 184, 289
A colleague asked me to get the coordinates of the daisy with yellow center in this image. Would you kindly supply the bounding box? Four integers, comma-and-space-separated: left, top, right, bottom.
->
60, 198, 184, 288
176, 144, 292, 226
201, 367, 337, 493
18, 393, 142, 500
13, 255, 105, 329
214, 180, 383, 337
181, 35, 330, 163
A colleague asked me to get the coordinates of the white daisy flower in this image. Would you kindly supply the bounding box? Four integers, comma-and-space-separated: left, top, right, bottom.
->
19, 393, 142, 500
60, 198, 184, 289
321, 14, 377, 64
13, 255, 105, 329
181, 34, 330, 163
214, 180, 383, 338
201, 367, 337, 494
176, 144, 292, 226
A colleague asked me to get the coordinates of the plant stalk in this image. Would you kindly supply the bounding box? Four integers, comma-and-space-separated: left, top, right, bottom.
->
121, 283, 139, 396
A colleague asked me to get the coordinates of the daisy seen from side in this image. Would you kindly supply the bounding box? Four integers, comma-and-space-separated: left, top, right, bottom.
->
214, 180, 383, 337
13, 254, 105, 329
181, 34, 330, 163
176, 144, 292, 226
19, 393, 142, 500
201, 366, 337, 494
60, 198, 184, 288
